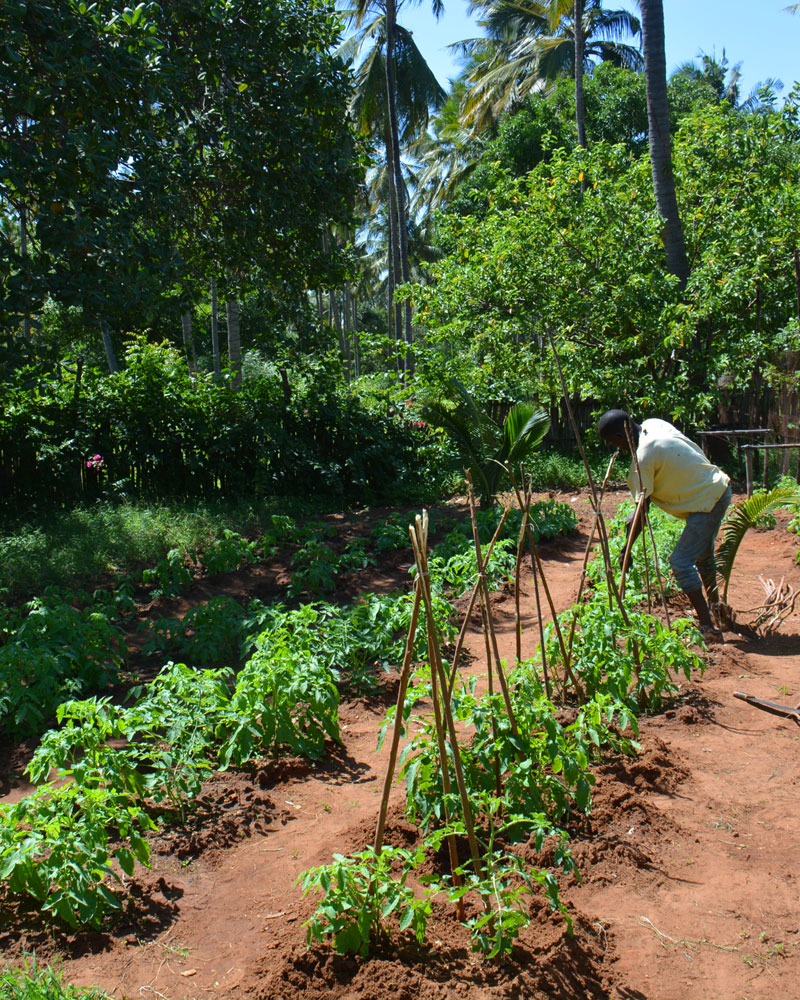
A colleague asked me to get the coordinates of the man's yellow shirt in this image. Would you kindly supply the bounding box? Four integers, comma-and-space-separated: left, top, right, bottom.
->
627, 418, 730, 519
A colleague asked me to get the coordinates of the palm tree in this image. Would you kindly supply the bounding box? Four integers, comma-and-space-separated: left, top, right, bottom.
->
671, 50, 781, 112
717, 486, 800, 603
672, 49, 742, 105
346, 1, 445, 366
412, 78, 482, 214
639, 0, 689, 287
459, 0, 641, 138
543, 0, 640, 149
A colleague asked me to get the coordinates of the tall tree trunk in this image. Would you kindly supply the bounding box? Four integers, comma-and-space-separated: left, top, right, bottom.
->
351, 289, 361, 378
793, 248, 800, 328
181, 310, 197, 375
210, 275, 221, 382
342, 288, 352, 382
384, 0, 413, 366
100, 318, 119, 374
19, 203, 31, 343
574, 0, 587, 150
640, 0, 690, 288
226, 298, 242, 391
385, 138, 400, 362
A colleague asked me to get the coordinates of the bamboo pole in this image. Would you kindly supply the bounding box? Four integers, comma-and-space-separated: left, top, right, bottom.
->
566, 451, 618, 662
507, 467, 585, 703
409, 516, 483, 881
374, 578, 422, 853
413, 518, 463, 873
446, 507, 510, 698
514, 501, 529, 665
545, 328, 632, 626
619, 492, 647, 600
523, 481, 552, 701
465, 476, 521, 738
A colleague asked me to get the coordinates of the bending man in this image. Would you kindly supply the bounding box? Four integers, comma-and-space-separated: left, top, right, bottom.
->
598, 410, 732, 638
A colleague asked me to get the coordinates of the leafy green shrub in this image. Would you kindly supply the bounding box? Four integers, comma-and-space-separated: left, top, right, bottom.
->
288, 539, 339, 596
0, 780, 154, 928
141, 598, 246, 667
547, 602, 703, 712
585, 500, 683, 599
199, 530, 260, 576
141, 548, 193, 599
369, 512, 413, 552
298, 845, 432, 956
182, 598, 246, 666
0, 339, 443, 507
0, 596, 122, 738
220, 628, 340, 765
449, 848, 567, 958
474, 498, 578, 544
399, 676, 633, 834
523, 447, 610, 492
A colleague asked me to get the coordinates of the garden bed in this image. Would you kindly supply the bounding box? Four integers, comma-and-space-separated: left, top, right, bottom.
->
2, 492, 800, 999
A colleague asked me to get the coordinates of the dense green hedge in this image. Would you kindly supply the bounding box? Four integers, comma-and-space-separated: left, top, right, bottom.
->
0, 339, 439, 504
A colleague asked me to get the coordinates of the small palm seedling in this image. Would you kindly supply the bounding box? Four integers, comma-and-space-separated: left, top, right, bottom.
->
717, 484, 800, 602
420, 380, 549, 507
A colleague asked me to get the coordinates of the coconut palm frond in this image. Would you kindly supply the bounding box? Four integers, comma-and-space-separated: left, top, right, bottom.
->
419, 397, 494, 500
717, 486, 800, 602
502, 403, 550, 466
485, 404, 550, 496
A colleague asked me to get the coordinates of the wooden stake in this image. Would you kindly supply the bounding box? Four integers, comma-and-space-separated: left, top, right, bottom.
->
446, 507, 510, 698
409, 518, 484, 881
465, 476, 521, 738
507, 467, 585, 703
523, 482, 552, 700
566, 451, 617, 662
545, 328, 632, 627
619, 492, 647, 599
374, 577, 422, 854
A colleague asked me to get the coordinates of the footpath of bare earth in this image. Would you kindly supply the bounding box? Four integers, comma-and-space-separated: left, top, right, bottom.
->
2, 491, 799, 1000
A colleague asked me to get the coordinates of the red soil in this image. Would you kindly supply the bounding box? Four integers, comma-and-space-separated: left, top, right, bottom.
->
2, 492, 799, 1000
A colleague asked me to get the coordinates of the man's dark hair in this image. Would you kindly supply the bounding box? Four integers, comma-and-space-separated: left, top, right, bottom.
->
597, 408, 633, 440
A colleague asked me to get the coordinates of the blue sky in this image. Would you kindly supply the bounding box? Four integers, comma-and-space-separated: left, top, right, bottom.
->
396, 0, 799, 100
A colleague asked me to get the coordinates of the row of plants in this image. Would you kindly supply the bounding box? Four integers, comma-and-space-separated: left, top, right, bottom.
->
0, 499, 579, 934
0, 570, 464, 927
0, 501, 579, 739
297, 502, 706, 958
